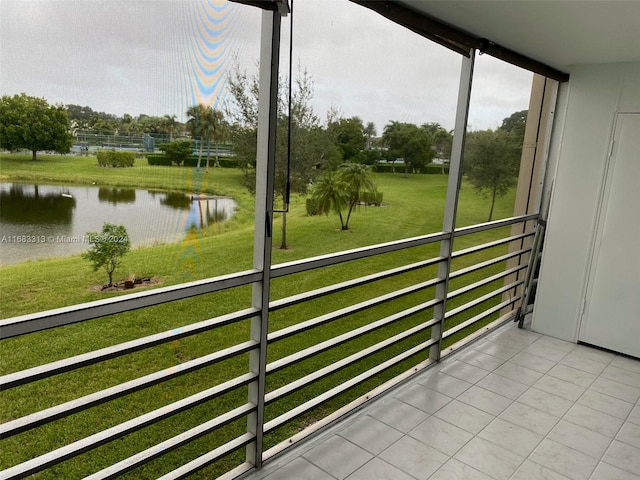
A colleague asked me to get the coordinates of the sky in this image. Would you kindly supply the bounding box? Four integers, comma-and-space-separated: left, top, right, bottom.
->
0, 0, 533, 133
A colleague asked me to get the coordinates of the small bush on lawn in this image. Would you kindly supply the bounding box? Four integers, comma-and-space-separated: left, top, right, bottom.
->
306, 197, 322, 216
361, 191, 384, 205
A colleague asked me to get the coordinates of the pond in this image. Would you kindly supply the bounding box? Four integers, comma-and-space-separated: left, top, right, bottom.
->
0, 183, 236, 265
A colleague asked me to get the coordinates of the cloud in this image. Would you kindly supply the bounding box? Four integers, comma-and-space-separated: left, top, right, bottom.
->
1, 0, 532, 130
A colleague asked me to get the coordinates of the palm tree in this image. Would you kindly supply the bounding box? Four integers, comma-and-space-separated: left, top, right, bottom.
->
213, 112, 228, 168
204, 108, 225, 172
339, 162, 377, 230
311, 171, 350, 229
163, 114, 178, 140
186, 104, 207, 170
364, 121, 377, 150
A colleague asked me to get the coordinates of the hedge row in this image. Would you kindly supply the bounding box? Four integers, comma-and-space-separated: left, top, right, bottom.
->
147, 154, 238, 168
97, 150, 135, 167
373, 163, 449, 175
147, 154, 173, 166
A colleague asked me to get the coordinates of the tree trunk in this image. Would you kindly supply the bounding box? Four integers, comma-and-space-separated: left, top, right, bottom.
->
197, 138, 203, 170
32, 150, 37, 161
339, 211, 347, 230
205, 137, 211, 173
344, 197, 357, 230
214, 141, 220, 168
488, 187, 497, 222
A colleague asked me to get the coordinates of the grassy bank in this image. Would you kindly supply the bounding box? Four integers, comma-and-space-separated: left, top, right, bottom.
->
0, 153, 520, 478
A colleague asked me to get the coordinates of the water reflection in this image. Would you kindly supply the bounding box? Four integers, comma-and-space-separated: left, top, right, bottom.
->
0, 183, 236, 265
160, 192, 192, 210
0, 184, 76, 224
188, 196, 230, 229
98, 188, 136, 205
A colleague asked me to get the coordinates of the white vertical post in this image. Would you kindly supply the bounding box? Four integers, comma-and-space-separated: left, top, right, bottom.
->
431, 51, 475, 360
247, 9, 282, 468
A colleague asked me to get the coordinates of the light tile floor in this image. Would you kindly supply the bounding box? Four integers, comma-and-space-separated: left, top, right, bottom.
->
243, 321, 640, 480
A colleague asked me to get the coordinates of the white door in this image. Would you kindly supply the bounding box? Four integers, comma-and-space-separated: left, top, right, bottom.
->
579, 113, 640, 358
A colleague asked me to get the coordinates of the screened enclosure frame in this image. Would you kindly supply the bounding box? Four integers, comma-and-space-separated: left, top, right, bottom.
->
0, 3, 561, 479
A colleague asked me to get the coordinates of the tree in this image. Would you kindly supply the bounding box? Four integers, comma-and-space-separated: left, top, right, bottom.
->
0, 93, 73, 161
499, 109, 527, 159
338, 162, 377, 230
227, 63, 335, 248
363, 122, 377, 150
186, 104, 208, 170
159, 140, 192, 166
500, 110, 527, 137
328, 116, 365, 162
382, 122, 436, 174
162, 114, 179, 140
203, 107, 225, 172
311, 170, 350, 229
464, 129, 519, 221
83, 223, 131, 286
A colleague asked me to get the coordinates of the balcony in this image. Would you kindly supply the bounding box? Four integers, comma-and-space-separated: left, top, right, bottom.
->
2, 2, 639, 479
241, 321, 640, 480
3, 210, 639, 480
1, 215, 541, 479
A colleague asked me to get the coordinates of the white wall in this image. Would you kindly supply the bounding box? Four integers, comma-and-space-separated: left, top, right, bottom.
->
532, 62, 640, 342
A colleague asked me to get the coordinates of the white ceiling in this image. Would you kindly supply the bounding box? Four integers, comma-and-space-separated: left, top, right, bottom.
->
399, 1, 640, 73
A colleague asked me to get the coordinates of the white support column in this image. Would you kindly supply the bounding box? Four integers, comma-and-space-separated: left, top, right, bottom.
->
431, 51, 475, 360
247, 9, 282, 468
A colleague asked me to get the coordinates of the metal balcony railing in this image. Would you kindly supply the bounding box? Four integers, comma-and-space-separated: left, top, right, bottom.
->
0, 213, 536, 480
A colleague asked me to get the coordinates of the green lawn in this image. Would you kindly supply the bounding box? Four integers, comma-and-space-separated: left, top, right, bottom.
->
0, 153, 521, 478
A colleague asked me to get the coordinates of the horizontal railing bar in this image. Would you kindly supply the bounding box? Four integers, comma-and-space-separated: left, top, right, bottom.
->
265, 318, 439, 405
269, 256, 444, 312
449, 247, 531, 280
1, 308, 258, 390
217, 463, 255, 480
451, 232, 532, 259
84, 404, 255, 480
268, 278, 443, 344
453, 214, 538, 237
264, 339, 436, 434
445, 280, 524, 320
447, 265, 527, 301
0, 373, 256, 479
443, 296, 521, 339
267, 299, 441, 374
0, 270, 262, 339
1, 341, 257, 438
270, 232, 448, 278
157, 433, 255, 480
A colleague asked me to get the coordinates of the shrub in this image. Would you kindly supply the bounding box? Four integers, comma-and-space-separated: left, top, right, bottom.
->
423, 164, 449, 174
306, 197, 322, 216
147, 154, 238, 168
146, 154, 172, 166
183, 155, 237, 168
96, 150, 135, 167
159, 140, 192, 166
361, 191, 384, 205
